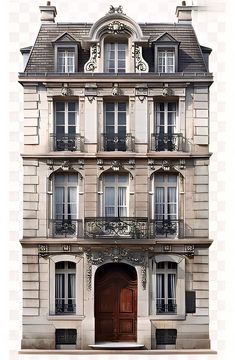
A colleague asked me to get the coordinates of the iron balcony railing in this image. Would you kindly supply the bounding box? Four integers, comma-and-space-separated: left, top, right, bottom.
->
150, 219, 184, 238
55, 301, 76, 314
50, 133, 84, 152
84, 217, 149, 239
100, 133, 135, 151
151, 133, 192, 152
49, 219, 83, 238
156, 301, 177, 314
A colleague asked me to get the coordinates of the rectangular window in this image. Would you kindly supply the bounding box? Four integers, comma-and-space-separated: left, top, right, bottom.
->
156, 329, 177, 345
104, 174, 128, 217
156, 262, 177, 313
56, 329, 77, 345
104, 102, 127, 151
55, 261, 76, 314
157, 49, 175, 73
57, 48, 75, 73
105, 43, 127, 73
54, 101, 78, 151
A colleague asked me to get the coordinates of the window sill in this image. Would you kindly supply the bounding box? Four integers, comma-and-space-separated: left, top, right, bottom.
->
149, 314, 186, 321
47, 314, 85, 321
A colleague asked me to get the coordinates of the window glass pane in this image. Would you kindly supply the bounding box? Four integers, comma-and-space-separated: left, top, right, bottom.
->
118, 112, 126, 126
68, 174, 78, 184
156, 273, 164, 298
118, 103, 126, 111
68, 187, 77, 203
106, 103, 115, 111
54, 174, 65, 184
118, 187, 127, 216
56, 113, 65, 126
55, 261, 65, 269
155, 174, 164, 183
56, 102, 65, 111
118, 43, 126, 51
55, 187, 64, 204
104, 174, 115, 183
156, 262, 165, 269
68, 274, 76, 298
168, 175, 177, 183
55, 274, 65, 298
168, 262, 177, 269
118, 175, 128, 183
68, 102, 76, 111
105, 187, 115, 206
168, 274, 176, 299
68, 262, 76, 269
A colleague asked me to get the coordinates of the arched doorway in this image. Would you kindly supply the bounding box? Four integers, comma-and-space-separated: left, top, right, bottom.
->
95, 263, 137, 342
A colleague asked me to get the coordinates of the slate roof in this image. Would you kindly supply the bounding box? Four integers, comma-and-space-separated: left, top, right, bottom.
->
24, 22, 208, 73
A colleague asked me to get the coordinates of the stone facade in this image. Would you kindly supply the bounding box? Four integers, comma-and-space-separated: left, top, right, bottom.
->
19, 2, 213, 351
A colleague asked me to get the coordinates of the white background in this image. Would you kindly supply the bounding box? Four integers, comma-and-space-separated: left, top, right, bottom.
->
2, 0, 235, 359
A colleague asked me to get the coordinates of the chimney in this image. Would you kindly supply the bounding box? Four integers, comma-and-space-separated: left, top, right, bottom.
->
176, 1, 193, 24
39, 1, 57, 23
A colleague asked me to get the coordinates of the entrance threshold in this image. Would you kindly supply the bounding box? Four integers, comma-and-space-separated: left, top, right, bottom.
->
89, 342, 145, 350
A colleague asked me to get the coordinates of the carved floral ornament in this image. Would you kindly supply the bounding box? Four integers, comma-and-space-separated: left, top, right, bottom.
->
85, 247, 148, 290
132, 44, 149, 73
84, 43, 100, 72
148, 159, 186, 171
108, 20, 126, 34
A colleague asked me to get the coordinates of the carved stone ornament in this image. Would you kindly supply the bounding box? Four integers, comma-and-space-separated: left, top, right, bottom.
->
61, 160, 71, 171
112, 83, 122, 96
107, 5, 125, 15
85, 247, 147, 290
132, 44, 149, 73
62, 244, 71, 252
97, 158, 104, 169
108, 20, 126, 34
111, 160, 122, 171
185, 244, 195, 253
162, 160, 171, 171
162, 87, 173, 96
38, 244, 49, 257
85, 44, 100, 72
61, 87, 72, 96
162, 245, 172, 252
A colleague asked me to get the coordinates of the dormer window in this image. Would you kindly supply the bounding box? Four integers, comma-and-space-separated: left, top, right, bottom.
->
53, 33, 79, 73
153, 32, 179, 73
157, 49, 175, 73
57, 48, 75, 73
104, 42, 127, 73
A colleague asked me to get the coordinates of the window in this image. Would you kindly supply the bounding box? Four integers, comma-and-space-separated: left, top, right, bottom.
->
51, 173, 78, 237
103, 174, 128, 217
156, 329, 177, 346
57, 48, 75, 73
154, 173, 178, 237
154, 102, 178, 151
157, 49, 175, 73
54, 101, 78, 151
55, 329, 77, 348
104, 43, 127, 73
156, 262, 177, 313
55, 261, 76, 314
103, 102, 127, 151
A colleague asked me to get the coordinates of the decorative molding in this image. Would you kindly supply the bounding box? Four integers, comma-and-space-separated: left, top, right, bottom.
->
135, 86, 148, 102
111, 160, 122, 171
162, 160, 171, 171
107, 5, 125, 15
162, 87, 173, 96
162, 245, 172, 252
128, 159, 135, 169
84, 44, 100, 72
148, 158, 155, 170
112, 83, 122, 96
61, 160, 71, 171
78, 159, 84, 170
38, 244, 49, 257
62, 244, 71, 252
108, 20, 126, 34
132, 44, 149, 73
179, 159, 186, 169
97, 158, 104, 169
61, 87, 72, 96
85, 247, 147, 290
185, 244, 195, 256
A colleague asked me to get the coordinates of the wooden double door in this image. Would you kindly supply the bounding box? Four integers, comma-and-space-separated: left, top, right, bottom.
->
95, 263, 137, 342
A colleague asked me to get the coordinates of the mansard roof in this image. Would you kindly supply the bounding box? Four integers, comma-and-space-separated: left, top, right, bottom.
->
24, 22, 208, 73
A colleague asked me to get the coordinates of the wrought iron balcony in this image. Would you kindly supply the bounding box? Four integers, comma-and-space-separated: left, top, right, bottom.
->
49, 219, 83, 238
50, 133, 84, 151
84, 217, 148, 239
100, 133, 135, 151
150, 219, 184, 238
55, 301, 76, 314
151, 133, 191, 152
156, 301, 177, 314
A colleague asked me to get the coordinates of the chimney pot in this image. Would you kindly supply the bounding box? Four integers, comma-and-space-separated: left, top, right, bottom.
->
47, 1, 51, 5
182, 1, 186, 5
176, 3, 193, 24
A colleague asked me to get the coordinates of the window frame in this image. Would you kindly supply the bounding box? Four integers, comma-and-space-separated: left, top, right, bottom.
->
54, 44, 78, 73
55, 261, 76, 314
54, 100, 78, 137
49, 255, 84, 317
155, 101, 178, 135
104, 41, 128, 73
154, 44, 178, 73
151, 254, 186, 320
101, 173, 130, 217
156, 262, 177, 313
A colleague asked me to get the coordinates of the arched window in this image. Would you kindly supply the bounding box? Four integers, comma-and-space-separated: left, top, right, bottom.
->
55, 261, 76, 314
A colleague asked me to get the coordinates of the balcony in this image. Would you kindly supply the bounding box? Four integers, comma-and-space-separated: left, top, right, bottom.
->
50, 133, 84, 151
156, 301, 177, 314
84, 217, 148, 239
151, 133, 191, 152
49, 219, 83, 238
150, 219, 184, 238
55, 300, 76, 314
100, 133, 135, 151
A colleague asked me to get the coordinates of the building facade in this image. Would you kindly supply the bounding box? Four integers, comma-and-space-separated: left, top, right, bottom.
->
19, 2, 213, 350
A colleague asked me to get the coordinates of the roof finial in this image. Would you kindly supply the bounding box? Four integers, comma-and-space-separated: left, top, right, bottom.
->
182, 1, 186, 5
107, 5, 126, 15
47, 1, 51, 5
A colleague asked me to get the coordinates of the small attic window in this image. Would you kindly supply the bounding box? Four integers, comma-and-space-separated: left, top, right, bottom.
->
153, 33, 179, 73
53, 33, 79, 73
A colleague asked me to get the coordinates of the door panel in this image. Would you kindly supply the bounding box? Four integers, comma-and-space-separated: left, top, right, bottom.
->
95, 264, 137, 342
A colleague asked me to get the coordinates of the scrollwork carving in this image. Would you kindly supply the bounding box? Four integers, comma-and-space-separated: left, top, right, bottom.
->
85, 44, 100, 72
132, 44, 149, 73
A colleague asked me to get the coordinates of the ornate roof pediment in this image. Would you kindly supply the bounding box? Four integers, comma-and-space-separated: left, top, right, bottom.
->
52, 32, 80, 44
152, 32, 179, 44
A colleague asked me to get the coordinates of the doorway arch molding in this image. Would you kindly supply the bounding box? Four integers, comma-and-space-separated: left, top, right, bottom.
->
85, 246, 150, 290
